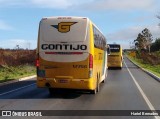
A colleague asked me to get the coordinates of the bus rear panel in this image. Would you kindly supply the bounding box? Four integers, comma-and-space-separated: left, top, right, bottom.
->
107, 44, 123, 69
36, 16, 108, 94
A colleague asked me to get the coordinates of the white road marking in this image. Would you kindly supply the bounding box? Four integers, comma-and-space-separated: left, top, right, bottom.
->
0, 83, 36, 96
124, 60, 160, 119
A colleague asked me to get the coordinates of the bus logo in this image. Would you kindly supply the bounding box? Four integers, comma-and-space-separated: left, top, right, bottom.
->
51, 22, 77, 33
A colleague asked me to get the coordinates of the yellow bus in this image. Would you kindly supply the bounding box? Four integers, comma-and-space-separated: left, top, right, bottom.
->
36, 16, 109, 94
108, 44, 123, 69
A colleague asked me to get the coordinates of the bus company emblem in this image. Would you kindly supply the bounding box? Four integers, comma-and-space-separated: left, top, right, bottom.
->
51, 22, 77, 33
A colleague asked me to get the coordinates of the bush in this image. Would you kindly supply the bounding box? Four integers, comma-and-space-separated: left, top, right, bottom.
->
0, 49, 36, 66
140, 51, 160, 65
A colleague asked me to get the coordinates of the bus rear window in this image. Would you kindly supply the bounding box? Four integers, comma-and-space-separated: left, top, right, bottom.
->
109, 45, 120, 52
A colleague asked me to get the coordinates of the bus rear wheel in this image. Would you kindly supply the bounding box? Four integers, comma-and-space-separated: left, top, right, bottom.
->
90, 89, 97, 94
96, 74, 100, 92
96, 82, 99, 92
90, 78, 99, 94
102, 69, 108, 83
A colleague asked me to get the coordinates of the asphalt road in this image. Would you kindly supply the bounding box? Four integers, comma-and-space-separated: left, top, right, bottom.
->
0, 56, 160, 119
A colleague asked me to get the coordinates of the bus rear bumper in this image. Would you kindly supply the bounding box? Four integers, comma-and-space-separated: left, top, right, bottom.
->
36, 77, 95, 90
108, 62, 122, 68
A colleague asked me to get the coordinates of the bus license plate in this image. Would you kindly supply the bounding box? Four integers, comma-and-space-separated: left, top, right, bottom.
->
59, 79, 68, 83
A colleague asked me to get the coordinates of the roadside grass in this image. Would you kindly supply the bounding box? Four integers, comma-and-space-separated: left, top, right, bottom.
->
0, 65, 36, 83
127, 55, 160, 78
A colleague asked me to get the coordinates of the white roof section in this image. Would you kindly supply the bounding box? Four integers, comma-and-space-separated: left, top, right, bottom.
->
41, 16, 89, 20
39, 16, 89, 43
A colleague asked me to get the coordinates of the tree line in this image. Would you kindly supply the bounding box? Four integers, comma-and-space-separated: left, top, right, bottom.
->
133, 15, 160, 53
133, 28, 160, 53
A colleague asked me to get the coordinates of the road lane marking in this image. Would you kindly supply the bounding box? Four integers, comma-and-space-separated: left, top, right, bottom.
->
0, 83, 36, 96
124, 60, 160, 119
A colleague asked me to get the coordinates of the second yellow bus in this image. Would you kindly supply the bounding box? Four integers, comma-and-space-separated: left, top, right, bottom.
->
108, 44, 123, 69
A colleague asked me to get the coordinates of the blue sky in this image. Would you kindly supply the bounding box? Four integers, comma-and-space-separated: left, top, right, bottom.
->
0, 0, 160, 49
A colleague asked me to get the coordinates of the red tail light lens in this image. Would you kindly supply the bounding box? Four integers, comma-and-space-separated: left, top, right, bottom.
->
89, 54, 93, 68
36, 58, 39, 67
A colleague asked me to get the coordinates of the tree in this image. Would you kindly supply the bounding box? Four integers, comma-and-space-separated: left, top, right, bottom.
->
16, 45, 20, 50
141, 28, 153, 53
134, 28, 153, 52
134, 33, 147, 51
151, 38, 160, 52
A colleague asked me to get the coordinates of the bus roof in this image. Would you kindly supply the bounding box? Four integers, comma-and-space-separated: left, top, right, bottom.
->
41, 16, 89, 21
41, 16, 105, 38
108, 44, 121, 46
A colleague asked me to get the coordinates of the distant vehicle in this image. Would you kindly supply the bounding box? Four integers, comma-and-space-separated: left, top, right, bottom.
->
36, 16, 110, 94
107, 44, 123, 69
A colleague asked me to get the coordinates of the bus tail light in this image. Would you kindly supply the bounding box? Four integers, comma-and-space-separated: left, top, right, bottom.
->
89, 54, 93, 69
36, 55, 39, 67
36, 55, 46, 77
89, 54, 93, 78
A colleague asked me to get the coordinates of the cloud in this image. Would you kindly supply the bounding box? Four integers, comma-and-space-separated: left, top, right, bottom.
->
0, 0, 159, 11
31, 0, 72, 9
0, 0, 72, 9
0, 20, 13, 30
107, 24, 160, 49
81, 0, 157, 11
0, 0, 28, 7
0, 0, 93, 9
107, 27, 141, 42
0, 0, 157, 11
148, 25, 160, 39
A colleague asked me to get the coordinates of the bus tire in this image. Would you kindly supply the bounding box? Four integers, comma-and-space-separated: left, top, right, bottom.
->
102, 69, 108, 83
90, 89, 97, 94
90, 82, 99, 94
90, 75, 99, 94
96, 81, 100, 92
96, 74, 100, 92
102, 79, 105, 83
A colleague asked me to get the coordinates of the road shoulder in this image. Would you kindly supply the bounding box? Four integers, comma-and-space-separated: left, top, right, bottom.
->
0, 75, 36, 86
126, 56, 160, 82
